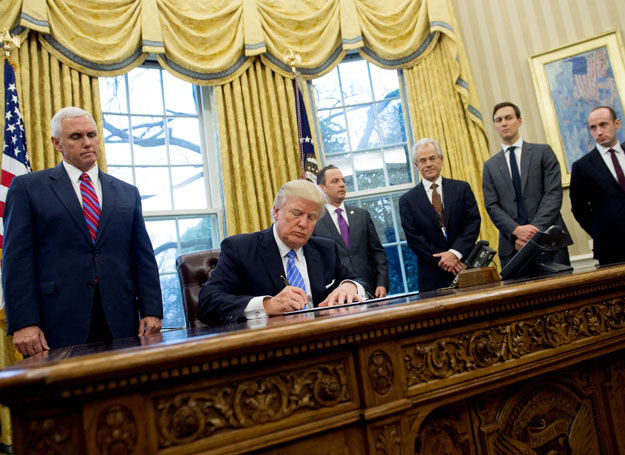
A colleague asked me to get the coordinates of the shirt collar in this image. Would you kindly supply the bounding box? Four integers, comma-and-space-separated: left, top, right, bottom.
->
596, 141, 624, 155
63, 161, 99, 185
272, 224, 305, 260
422, 175, 443, 191
502, 137, 523, 153
326, 202, 346, 214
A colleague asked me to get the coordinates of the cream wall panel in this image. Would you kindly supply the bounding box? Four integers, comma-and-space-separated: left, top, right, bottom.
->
452, 0, 625, 258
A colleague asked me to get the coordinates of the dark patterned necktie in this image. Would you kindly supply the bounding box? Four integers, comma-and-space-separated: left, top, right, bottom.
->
431, 183, 445, 227
80, 173, 101, 243
609, 149, 625, 192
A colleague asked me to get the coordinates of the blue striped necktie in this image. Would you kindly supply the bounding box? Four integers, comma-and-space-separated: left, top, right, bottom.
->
80, 173, 101, 243
286, 250, 306, 293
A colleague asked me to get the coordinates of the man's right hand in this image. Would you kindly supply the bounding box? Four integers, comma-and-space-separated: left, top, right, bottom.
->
512, 224, 539, 243
13, 326, 49, 356
263, 286, 308, 315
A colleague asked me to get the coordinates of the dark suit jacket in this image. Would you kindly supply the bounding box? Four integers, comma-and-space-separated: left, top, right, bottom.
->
2, 163, 163, 348
482, 141, 571, 258
197, 227, 358, 325
570, 145, 625, 265
312, 205, 388, 294
399, 178, 481, 292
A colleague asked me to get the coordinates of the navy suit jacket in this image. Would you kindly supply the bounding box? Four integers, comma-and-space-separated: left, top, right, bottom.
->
313, 205, 388, 294
2, 163, 163, 348
197, 227, 358, 325
482, 142, 571, 258
570, 145, 625, 265
399, 178, 481, 292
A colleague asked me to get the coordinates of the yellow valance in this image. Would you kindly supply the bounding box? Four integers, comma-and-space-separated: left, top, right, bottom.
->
5, 0, 463, 85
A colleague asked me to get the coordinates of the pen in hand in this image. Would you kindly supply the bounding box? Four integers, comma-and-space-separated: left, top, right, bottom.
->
280, 275, 310, 310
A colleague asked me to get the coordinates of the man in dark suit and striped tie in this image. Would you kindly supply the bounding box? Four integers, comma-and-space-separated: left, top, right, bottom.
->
2, 107, 163, 355
570, 106, 625, 265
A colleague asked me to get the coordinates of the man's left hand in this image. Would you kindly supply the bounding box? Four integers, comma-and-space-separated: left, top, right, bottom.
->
138, 316, 162, 336
433, 251, 461, 274
374, 286, 387, 298
319, 282, 363, 307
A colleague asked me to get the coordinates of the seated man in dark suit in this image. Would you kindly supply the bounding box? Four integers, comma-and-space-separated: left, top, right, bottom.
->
399, 138, 481, 292
198, 180, 365, 325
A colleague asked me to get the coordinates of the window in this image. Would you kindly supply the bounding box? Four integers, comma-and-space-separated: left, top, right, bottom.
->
99, 66, 222, 328
311, 58, 419, 293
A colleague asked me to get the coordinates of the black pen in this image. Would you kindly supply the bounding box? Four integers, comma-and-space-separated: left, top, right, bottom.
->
280, 275, 310, 310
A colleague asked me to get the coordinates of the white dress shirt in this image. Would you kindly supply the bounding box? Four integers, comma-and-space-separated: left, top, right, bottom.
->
325, 202, 350, 234
63, 161, 103, 208
596, 142, 625, 182
502, 137, 524, 179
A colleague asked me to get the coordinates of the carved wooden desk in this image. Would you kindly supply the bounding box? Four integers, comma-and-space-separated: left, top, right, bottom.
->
1, 265, 624, 454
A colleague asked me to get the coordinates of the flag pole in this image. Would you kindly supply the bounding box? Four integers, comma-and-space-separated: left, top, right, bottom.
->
285, 49, 319, 182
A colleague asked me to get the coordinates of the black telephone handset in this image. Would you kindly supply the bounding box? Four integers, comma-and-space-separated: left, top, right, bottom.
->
447, 240, 496, 289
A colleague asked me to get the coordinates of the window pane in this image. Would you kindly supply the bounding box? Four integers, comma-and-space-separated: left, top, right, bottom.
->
131, 116, 167, 165
128, 68, 164, 114
99, 75, 127, 114
179, 217, 216, 253
332, 155, 355, 192
346, 105, 380, 151
386, 146, 411, 186
354, 151, 384, 190
360, 196, 395, 244
163, 71, 198, 115
146, 219, 178, 274
370, 64, 400, 101
340, 60, 373, 105
313, 67, 341, 110
107, 166, 134, 185
101, 115, 132, 165
136, 167, 172, 211
172, 166, 207, 210
160, 273, 186, 329
401, 244, 419, 292
318, 109, 348, 156
377, 99, 406, 146
392, 194, 406, 241
168, 117, 202, 165
385, 246, 403, 295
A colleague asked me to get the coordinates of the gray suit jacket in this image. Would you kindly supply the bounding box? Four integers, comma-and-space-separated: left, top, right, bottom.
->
482, 141, 572, 257
313, 205, 388, 294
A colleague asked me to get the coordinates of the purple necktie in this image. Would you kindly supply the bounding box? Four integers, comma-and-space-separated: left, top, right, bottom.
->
609, 149, 625, 192
335, 208, 350, 248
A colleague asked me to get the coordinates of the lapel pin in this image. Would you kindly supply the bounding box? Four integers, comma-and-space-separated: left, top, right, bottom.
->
349, 210, 354, 215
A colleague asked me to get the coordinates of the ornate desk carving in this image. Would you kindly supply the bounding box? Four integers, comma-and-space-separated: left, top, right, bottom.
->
1, 265, 624, 454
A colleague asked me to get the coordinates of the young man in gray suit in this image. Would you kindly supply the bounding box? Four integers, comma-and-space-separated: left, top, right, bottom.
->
482, 102, 572, 269
313, 165, 389, 298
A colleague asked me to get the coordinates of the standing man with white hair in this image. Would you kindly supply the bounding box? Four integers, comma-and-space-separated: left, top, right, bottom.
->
3, 106, 163, 355
399, 138, 481, 292
198, 179, 365, 325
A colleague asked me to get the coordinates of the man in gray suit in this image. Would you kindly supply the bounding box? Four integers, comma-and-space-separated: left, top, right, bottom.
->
482, 102, 572, 268
313, 165, 389, 297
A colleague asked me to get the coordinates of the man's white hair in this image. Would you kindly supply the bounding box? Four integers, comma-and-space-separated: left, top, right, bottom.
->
273, 179, 326, 212
51, 107, 97, 137
411, 138, 443, 164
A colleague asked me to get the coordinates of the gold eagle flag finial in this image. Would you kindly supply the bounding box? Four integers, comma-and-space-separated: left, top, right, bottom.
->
1, 30, 20, 58
284, 48, 302, 77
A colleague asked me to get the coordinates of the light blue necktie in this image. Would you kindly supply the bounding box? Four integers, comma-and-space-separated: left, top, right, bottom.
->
286, 250, 306, 293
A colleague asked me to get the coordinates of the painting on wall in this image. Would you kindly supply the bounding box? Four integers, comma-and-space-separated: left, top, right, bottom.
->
529, 30, 625, 186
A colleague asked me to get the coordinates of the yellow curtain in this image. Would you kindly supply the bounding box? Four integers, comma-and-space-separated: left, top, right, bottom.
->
215, 58, 300, 234
403, 41, 498, 251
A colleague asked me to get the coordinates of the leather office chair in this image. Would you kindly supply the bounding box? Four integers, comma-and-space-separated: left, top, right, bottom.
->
176, 248, 221, 328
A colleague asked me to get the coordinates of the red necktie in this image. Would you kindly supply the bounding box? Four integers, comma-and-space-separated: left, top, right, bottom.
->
80, 173, 101, 242
608, 149, 625, 192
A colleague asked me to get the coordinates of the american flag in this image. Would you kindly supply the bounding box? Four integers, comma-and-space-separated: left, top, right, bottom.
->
293, 78, 318, 182
571, 48, 609, 103
1, 57, 31, 260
